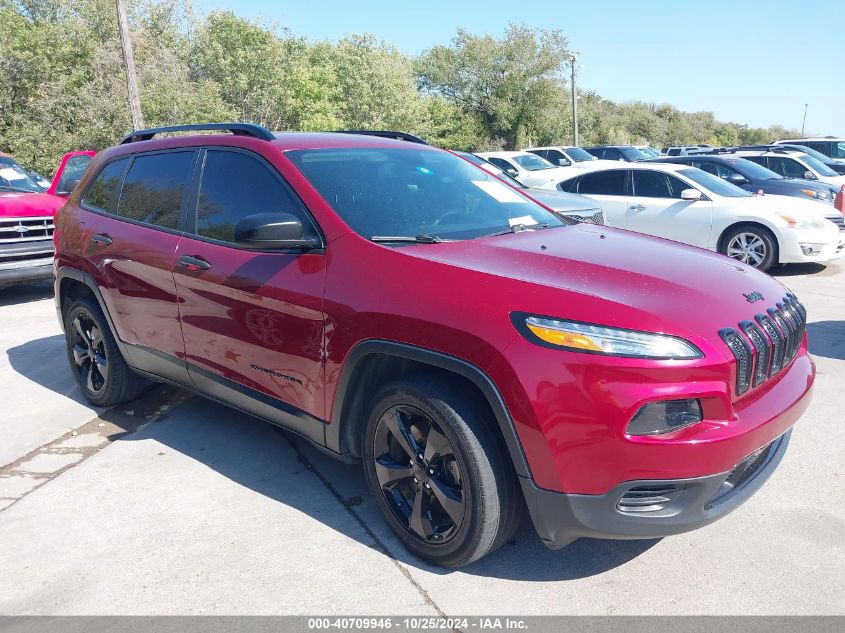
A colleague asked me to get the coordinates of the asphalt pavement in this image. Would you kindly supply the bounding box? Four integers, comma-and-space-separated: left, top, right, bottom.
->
0, 263, 843, 615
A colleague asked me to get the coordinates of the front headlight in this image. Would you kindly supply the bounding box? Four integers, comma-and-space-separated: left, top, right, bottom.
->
800, 189, 832, 201
776, 213, 826, 230
516, 315, 703, 359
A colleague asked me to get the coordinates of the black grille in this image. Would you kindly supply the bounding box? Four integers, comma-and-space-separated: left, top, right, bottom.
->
827, 214, 845, 231
561, 210, 605, 226
720, 294, 806, 397
617, 484, 683, 513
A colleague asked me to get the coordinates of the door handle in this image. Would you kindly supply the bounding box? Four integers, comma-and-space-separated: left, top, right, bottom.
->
90, 233, 112, 246
628, 204, 647, 211
177, 255, 211, 272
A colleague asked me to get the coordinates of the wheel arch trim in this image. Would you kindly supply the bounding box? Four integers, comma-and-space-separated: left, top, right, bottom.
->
716, 220, 781, 260
327, 339, 532, 478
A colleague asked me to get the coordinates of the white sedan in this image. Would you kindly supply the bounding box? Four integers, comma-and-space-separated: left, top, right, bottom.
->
545, 162, 844, 271
475, 151, 573, 188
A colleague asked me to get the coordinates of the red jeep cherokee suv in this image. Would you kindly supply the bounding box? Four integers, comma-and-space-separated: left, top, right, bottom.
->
54, 124, 814, 567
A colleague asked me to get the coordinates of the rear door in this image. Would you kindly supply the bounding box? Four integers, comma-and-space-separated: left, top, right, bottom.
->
572, 169, 630, 226
78, 150, 196, 370
173, 147, 327, 442
625, 169, 713, 247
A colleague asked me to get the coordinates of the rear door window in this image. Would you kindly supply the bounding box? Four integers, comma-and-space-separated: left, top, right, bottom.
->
632, 170, 687, 198
767, 157, 808, 179
82, 158, 129, 212
194, 150, 317, 244
576, 170, 628, 195
116, 152, 195, 230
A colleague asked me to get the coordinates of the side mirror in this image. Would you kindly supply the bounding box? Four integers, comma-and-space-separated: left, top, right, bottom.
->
557, 158, 571, 167
680, 188, 702, 201
726, 173, 748, 185
56, 179, 79, 197
803, 170, 817, 180
505, 168, 519, 178
234, 212, 320, 250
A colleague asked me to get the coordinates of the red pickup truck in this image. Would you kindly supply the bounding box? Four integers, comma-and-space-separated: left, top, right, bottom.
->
0, 150, 94, 288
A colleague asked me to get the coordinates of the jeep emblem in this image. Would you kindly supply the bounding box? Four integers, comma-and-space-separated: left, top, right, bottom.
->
743, 291, 764, 303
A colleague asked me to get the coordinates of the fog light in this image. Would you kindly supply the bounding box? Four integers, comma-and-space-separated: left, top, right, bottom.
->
627, 399, 702, 436
800, 243, 822, 256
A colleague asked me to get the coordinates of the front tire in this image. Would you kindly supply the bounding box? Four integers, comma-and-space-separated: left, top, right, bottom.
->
721, 225, 778, 271
362, 374, 522, 567
64, 296, 147, 406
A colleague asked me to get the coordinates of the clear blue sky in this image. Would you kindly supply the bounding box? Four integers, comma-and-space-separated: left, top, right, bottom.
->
196, 0, 845, 136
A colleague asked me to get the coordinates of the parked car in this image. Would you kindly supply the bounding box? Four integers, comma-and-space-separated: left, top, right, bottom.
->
523, 145, 616, 169
650, 154, 840, 206
773, 137, 845, 165
551, 162, 843, 271
740, 144, 845, 175
584, 145, 648, 162
661, 145, 715, 157
56, 123, 815, 567
733, 148, 845, 189
475, 150, 571, 187
456, 152, 605, 225
1, 150, 93, 288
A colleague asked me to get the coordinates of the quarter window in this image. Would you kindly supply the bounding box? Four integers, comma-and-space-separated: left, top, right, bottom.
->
577, 170, 628, 195
82, 158, 128, 212
196, 150, 316, 244
117, 152, 194, 229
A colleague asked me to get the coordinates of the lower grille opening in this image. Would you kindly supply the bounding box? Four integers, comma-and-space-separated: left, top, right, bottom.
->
706, 439, 777, 509
617, 484, 683, 513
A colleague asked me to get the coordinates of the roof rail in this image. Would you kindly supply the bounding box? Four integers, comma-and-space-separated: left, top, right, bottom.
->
334, 130, 430, 145
736, 145, 793, 154
121, 123, 275, 144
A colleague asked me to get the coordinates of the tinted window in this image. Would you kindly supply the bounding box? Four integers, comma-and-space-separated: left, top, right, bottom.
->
832, 142, 845, 159
577, 170, 627, 195
632, 170, 688, 198
487, 157, 515, 172
767, 156, 809, 179
545, 149, 570, 166
55, 155, 92, 194
566, 147, 596, 162
117, 152, 194, 229
196, 150, 315, 243
691, 160, 745, 181
678, 169, 750, 198
286, 147, 564, 241
83, 158, 128, 211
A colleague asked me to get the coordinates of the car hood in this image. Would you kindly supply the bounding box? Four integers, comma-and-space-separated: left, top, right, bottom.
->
402, 224, 790, 344
524, 187, 600, 213
0, 191, 64, 217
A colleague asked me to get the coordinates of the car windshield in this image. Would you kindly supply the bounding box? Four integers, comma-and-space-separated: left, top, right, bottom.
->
286, 147, 564, 241
511, 154, 556, 171
679, 168, 752, 197
456, 152, 528, 189
798, 153, 838, 177
637, 147, 660, 158
566, 147, 596, 162
784, 145, 836, 165
621, 147, 648, 161
0, 157, 42, 193
730, 158, 782, 180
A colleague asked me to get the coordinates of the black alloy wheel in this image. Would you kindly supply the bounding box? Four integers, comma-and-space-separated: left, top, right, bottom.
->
372, 404, 466, 543
70, 312, 108, 394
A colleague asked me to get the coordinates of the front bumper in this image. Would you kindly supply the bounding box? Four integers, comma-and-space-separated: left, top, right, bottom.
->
523, 429, 791, 547
779, 227, 845, 263
0, 257, 53, 287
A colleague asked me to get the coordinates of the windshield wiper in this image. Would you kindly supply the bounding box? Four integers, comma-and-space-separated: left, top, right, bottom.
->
370, 234, 443, 244
479, 222, 550, 239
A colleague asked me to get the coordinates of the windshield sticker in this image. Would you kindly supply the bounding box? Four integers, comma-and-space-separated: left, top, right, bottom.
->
508, 215, 539, 227
472, 180, 528, 204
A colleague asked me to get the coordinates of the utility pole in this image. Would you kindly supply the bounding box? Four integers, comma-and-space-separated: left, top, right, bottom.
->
569, 52, 580, 147
801, 103, 808, 136
116, 0, 144, 131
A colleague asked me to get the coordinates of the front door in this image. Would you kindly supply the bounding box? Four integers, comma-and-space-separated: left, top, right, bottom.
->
625, 169, 713, 248
172, 148, 327, 442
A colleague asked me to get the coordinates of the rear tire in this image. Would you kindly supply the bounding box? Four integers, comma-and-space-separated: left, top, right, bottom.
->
64, 296, 147, 406
362, 373, 522, 567
720, 225, 778, 271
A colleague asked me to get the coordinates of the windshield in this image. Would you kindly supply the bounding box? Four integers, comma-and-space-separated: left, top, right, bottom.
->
511, 153, 556, 171
679, 168, 752, 197
456, 152, 528, 189
621, 147, 648, 161
286, 147, 564, 241
798, 153, 838, 177
566, 147, 597, 162
831, 142, 845, 159
0, 157, 43, 193
637, 146, 660, 158
784, 145, 835, 165
730, 158, 782, 180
